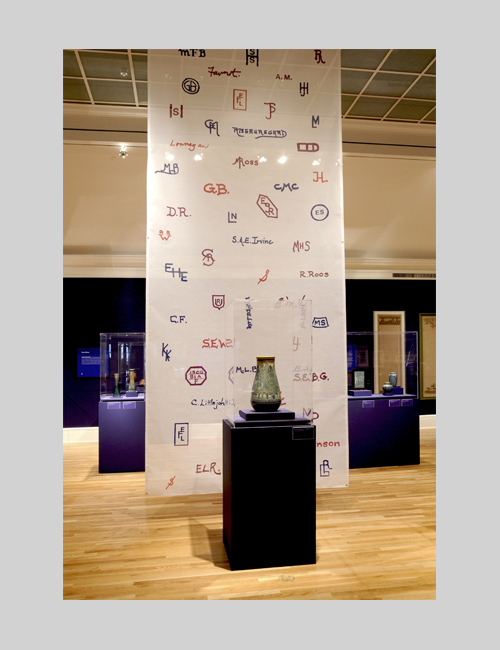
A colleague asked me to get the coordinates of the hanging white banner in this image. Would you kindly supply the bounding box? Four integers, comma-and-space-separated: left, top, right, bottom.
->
146, 49, 348, 495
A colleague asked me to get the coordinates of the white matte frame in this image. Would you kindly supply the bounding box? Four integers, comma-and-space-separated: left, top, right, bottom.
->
373, 310, 406, 394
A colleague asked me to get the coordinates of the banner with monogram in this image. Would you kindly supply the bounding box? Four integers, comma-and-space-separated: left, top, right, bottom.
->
146, 49, 348, 495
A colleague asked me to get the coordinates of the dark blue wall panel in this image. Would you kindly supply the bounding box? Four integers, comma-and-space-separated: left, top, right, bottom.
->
345, 279, 436, 415
63, 277, 435, 428
63, 278, 146, 428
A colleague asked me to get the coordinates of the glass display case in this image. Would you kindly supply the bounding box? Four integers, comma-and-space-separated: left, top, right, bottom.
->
346, 331, 418, 397
100, 332, 145, 401
225, 299, 313, 423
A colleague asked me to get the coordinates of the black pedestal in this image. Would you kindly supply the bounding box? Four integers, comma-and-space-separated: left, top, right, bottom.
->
222, 414, 316, 571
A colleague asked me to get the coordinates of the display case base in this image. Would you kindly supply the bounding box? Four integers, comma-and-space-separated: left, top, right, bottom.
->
98, 399, 145, 473
348, 395, 419, 468
223, 417, 316, 571
239, 408, 296, 421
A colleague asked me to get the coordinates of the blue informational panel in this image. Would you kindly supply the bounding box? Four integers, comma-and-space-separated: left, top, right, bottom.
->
347, 344, 357, 371
77, 348, 100, 378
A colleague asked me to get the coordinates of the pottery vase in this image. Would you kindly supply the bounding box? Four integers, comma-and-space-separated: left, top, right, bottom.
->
389, 372, 398, 387
113, 373, 120, 397
251, 356, 281, 412
382, 381, 393, 394
128, 369, 136, 391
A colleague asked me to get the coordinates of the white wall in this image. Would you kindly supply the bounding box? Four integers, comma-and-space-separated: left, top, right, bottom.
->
63, 144, 435, 265
64, 144, 147, 256
343, 156, 435, 260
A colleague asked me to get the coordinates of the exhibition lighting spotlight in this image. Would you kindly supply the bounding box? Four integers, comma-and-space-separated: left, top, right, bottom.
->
119, 145, 128, 158
278, 155, 287, 164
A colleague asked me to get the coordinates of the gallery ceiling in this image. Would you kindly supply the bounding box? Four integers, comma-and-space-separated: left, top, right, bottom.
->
63, 49, 436, 124
63, 49, 437, 273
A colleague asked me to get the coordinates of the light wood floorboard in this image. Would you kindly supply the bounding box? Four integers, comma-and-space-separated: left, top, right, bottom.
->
63, 427, 436, 600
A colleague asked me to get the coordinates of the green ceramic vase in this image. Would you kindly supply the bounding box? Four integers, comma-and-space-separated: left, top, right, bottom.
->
113, 373, 120, 397
382, 381, 393, 394
128, 369, 135, 391
251, 356, 281, 411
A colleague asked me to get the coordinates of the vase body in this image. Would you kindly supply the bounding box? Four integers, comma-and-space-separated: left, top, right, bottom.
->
251, 356, 281, 411
382, 381, 393, 394
113, 373, 120, 397
389, 372, 398, 387
128, 369, 136, 391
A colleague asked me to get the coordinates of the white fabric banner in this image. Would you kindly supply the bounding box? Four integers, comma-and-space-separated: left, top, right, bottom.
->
146, 49, 348, 495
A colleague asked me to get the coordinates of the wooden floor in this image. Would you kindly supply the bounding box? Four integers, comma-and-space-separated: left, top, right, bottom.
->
63, 427, 436, 600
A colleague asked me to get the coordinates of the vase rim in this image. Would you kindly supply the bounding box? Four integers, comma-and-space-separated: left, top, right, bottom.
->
256, 356, 275, 361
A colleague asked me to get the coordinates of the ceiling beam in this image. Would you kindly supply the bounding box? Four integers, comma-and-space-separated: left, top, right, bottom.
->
63, 104, 435, 158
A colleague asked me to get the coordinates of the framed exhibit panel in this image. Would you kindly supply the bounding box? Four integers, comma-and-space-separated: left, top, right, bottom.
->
373, 311, 406, 394
419, 313, 436, 399
356, 345, 369, 368
353, 369, 365, 389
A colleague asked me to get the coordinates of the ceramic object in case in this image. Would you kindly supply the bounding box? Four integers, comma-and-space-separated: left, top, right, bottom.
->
382, 381, 393, 394
251, 356, 282, 411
